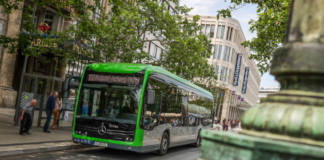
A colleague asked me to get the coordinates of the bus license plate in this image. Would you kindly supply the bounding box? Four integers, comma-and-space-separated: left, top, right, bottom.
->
94, 142, 108, 147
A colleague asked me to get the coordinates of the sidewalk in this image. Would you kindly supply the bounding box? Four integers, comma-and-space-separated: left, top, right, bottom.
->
0, 108, 93, 157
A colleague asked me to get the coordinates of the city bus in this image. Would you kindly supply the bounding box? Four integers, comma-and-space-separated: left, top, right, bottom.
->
72, 63, 214, 155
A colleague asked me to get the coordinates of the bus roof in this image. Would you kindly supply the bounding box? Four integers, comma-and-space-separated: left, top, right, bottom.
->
89, 63, 213, 98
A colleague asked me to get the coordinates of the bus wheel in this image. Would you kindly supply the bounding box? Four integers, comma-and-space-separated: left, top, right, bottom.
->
158, 132, 169, 156
194, 130, 201, 147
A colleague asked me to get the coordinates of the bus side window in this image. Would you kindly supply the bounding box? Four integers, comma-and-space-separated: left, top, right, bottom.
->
180, 89, 189, 126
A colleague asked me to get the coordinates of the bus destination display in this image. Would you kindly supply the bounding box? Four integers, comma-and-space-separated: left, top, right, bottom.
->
87, 74, 141, 85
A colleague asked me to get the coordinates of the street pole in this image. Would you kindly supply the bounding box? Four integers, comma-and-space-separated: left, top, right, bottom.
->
14, 5, 37, 126
199, 0, 324, 159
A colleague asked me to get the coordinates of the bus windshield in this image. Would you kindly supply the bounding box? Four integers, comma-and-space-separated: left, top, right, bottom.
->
76, 74, 143, 124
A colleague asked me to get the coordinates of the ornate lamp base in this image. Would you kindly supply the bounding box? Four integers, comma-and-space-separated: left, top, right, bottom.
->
199, 131, 324, 160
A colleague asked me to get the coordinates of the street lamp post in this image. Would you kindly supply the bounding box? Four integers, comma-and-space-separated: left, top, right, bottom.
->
199, 1, 324, 159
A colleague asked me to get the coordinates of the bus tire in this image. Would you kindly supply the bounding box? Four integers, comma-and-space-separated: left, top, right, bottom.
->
193, 130, 201, 147
158, 132, 169, 156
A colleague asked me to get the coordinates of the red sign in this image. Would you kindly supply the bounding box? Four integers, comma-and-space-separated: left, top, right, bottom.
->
38, 22, 50, 33
87, 74, 141, 85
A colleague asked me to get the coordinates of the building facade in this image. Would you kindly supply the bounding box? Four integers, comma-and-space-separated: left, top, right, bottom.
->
183, 15, 261, 123
0, 0, 112, 110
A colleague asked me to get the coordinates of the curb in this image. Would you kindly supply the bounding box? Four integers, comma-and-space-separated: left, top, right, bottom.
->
0, 142, 95, 157
0, 140, 71, 147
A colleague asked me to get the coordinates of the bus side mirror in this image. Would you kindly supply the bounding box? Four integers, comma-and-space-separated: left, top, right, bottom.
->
147, 90, 155, 104
64, 76, 81, 91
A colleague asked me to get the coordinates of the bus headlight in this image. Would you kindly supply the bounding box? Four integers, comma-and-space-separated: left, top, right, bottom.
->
126, 137, 129, 141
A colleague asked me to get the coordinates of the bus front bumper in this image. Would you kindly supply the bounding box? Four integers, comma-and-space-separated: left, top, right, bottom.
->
73, 138, 158, 153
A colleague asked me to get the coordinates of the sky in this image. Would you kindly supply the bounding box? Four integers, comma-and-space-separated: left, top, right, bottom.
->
179, 0, 280, 88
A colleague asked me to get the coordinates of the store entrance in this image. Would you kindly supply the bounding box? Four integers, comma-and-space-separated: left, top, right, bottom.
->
14, 73, 80, 127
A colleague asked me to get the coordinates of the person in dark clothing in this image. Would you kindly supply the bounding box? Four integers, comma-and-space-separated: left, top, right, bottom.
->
223, 122, 228, 131
43, 91, 58, 133
222, 118, 226, 129
20, 99, 37, 135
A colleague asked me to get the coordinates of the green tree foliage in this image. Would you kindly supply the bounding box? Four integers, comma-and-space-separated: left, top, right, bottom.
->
0, 0, 217, 85
217, 0, 290, 75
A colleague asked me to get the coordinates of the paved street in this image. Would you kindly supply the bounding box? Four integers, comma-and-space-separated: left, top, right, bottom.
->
3, 145, 200, 160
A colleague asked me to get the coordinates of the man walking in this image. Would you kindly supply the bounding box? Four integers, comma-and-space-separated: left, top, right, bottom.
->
20, 99, 37, 135
43, 91, 57, 133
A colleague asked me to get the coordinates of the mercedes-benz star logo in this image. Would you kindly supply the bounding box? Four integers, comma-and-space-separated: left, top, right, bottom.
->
98, 122, 106, 135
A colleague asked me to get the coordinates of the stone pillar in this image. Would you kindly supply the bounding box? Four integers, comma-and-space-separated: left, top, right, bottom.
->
0, 2, 24, 108
54, 58, 67, 92
222, 89, 230, 124
52, 17, 73, 92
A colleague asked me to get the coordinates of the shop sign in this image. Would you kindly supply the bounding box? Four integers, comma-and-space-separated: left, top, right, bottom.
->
29, 37, 94, 59
233, 53, 242, 86
31, 38, 58, 48
72, 43, 94, 58
242, 67, 250, 94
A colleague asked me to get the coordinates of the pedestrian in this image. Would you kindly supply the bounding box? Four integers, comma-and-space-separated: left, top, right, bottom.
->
230, 119, 233, 129
223, 122, 228, 131
19, 99, 37, 135
215, 121, 220, 131
43, 91, 58, 133
82, 100, 88, 115
222, 118, 226, 129
52, 91, 62, 130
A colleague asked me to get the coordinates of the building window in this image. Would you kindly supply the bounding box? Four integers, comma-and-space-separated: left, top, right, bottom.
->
169, 6, 176, 15
227, 47, 231, 61
205, 24, 210, 36
44, 14, 53, 34
229, 28, 233, 41
224, 67, 228, 81
30, 11, 38, 28
94, 0, 102, 22
228, 69, 232, 82
71, 21, 78, 39
149, 42, 163, 60
213, 44, 218, 59
207, 44, 212, 58
217, 45, 222, 60
231, 49, 235, 62
220, 67, 224, 80
210, 25, 215, 38
226, 27, 233, 41
91, 37, 96, 45
163, 0, 177, 15
33, 56, 46, 73
201, 24, 205, 34
223, 46, 228, 61
216, 25, 225, 39
215, 65, 219, 76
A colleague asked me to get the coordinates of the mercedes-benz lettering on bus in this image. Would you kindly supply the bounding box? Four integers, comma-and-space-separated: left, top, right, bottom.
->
72, 63, 214, 155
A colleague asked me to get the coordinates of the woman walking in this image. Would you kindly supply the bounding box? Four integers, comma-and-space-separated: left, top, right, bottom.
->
52, 91, 62, 130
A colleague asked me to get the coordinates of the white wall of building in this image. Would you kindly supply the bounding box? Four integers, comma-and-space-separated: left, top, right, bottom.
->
183, 15, 261, 122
